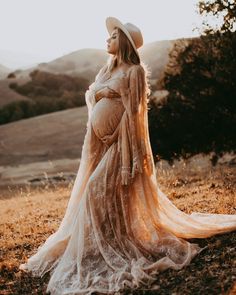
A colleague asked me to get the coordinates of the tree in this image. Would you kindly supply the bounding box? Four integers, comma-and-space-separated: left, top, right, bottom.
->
198, 0, 236, 34
7, 72, 16, 79
148, 0, 236, 164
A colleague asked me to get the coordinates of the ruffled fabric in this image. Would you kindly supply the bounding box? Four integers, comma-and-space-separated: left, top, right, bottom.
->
117, 64, 153, 185
19, 62, 236, 295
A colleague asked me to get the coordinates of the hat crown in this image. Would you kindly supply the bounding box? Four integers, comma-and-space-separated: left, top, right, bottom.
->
105, 16, 143, 56
123, 22, 143, 49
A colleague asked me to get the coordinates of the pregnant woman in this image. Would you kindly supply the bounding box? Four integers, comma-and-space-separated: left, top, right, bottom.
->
19, 16, 236, 294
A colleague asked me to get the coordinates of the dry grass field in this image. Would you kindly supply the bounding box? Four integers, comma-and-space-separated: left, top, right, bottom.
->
0, 155, 235, 294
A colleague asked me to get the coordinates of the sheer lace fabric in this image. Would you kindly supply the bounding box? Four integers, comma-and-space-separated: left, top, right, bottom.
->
19, 63, 236, 295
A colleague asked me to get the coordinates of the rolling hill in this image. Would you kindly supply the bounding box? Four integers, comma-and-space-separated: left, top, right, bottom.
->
0, 106, 89, 185
9, 48, 110, 84
0, 78, 31, 108
8, 40, 175, 83
0, 105, 88, 167
0, 40, 175, 109
0, 63, 11, 79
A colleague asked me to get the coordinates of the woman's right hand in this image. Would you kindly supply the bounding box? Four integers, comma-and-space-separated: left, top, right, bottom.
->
95, 86, 121, 102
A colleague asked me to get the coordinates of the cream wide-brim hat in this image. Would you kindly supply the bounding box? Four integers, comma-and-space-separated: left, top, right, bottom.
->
105, 16, 143, 57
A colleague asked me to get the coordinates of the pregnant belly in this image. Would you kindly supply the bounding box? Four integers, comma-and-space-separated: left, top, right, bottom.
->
91, 97, 125, 139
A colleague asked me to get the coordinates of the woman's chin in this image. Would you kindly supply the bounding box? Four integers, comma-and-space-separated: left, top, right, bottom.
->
107, 51, 115, 56
107, 48, 114, 55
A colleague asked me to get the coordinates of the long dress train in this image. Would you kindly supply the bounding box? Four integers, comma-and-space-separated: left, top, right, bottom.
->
19, 62, 236, 295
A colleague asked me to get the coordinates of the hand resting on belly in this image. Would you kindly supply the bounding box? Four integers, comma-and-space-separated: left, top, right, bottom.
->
95, 86, 121, 102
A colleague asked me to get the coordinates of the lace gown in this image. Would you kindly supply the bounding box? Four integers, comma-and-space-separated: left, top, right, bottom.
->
19, 63, 236, 295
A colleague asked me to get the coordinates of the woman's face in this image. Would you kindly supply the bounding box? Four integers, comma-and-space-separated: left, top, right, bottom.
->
106, 28, 119, 55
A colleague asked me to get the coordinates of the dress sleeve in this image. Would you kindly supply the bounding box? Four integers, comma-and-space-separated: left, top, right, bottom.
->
118, 64, 150, 185
85, 65, 108, 119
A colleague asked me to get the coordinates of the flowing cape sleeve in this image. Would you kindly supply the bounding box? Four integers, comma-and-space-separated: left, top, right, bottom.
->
85, 65, 108, 119
118, 64, 154, 185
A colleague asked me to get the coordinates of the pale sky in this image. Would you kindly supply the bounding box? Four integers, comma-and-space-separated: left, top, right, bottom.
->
0, 0, 203, 69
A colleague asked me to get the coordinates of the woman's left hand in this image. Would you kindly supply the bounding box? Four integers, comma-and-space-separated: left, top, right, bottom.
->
95, 86, 121, 101
101, 125, 120, 147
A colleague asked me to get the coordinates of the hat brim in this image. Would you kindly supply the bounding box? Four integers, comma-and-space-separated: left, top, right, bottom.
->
105, 16, 139, 57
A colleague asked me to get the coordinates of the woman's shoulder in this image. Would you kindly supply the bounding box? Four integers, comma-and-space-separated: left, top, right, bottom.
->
127, 63, 145, 74
125, 64, 145, 80
126, 63, 143, 70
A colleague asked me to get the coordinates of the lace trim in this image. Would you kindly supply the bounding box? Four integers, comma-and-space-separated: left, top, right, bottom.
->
121, 166, 131, 186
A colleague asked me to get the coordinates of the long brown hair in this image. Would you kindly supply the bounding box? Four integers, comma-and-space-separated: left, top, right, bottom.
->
107, 27, 140, 71
105, 27, 151, 99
